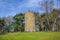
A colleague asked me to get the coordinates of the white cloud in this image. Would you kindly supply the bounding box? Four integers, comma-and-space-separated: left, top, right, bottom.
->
16, 0, 43, 9
0, 0, 43, 11
0, 0, 43, 17
26, 0, 42, 7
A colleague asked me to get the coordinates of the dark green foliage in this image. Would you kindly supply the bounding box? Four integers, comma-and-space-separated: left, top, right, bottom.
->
0, 18, 5, 33
13, 13, 24, 32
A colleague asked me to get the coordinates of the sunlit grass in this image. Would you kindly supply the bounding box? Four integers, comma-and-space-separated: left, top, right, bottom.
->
0, 32, 60, 40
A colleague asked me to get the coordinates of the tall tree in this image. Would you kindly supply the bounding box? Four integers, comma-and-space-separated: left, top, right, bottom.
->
13, 13, 24, 32
0, 18, 5, 33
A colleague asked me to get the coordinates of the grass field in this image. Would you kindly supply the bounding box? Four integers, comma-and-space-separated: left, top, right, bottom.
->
0, 32, 60, 40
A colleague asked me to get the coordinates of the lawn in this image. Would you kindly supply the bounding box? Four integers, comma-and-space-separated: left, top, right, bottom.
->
0, 32, 60, 40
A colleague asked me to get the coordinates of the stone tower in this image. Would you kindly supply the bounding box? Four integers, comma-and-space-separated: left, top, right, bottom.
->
25, 10, 36, 32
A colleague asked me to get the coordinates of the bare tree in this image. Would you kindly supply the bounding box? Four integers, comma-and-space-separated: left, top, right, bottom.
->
50, 0, 53, 12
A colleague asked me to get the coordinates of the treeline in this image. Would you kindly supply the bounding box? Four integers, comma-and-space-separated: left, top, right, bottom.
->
0, 13, 24, 33
37, 9, 60, 31
0, 9, 60, 33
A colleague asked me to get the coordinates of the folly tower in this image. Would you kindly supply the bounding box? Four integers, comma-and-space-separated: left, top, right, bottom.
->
25, 10, 36, 32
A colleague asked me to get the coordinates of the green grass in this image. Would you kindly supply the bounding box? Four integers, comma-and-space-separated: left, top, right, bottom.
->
0, 32, 60, 40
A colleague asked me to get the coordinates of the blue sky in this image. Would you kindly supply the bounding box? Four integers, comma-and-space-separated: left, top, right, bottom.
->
0, 0, 58, 17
